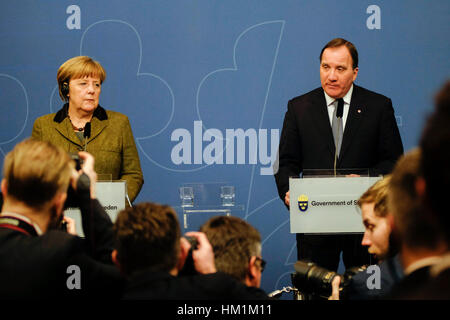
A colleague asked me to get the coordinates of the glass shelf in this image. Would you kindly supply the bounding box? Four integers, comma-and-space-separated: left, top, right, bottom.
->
175, 182, 244, 231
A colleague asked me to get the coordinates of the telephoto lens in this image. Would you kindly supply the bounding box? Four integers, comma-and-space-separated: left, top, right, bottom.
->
291, 260, 339, 298
292, 260, 368, 299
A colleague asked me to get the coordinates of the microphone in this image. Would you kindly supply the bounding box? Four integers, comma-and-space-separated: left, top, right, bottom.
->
83, 122, 91, 139
83, 122, 91, 151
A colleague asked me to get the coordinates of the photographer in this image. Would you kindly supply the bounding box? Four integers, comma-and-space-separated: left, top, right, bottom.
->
332, 176, 404, 299
407, 80, 450, 299
386, 147, 448, 299
199, 216, 266, 290
294, 176, 403, 300
0, 138, 124, 299
112, 203, 269, 299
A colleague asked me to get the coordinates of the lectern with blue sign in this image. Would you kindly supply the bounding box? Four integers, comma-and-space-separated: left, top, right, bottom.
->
289, 171, 381, 234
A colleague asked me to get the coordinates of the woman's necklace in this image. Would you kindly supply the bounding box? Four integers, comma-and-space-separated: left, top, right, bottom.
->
67, 113, 88, 132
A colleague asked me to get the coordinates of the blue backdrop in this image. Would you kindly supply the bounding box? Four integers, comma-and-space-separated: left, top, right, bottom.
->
1, 0, 449, 296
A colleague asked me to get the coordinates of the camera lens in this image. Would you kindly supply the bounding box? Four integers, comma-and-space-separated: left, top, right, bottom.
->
292, 261, 338, 297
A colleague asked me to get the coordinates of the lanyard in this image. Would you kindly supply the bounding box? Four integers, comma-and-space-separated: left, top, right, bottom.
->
0, 216, 39, 236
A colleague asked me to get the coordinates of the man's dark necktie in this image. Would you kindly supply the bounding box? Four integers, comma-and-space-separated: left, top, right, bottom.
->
332, 98, 344, 158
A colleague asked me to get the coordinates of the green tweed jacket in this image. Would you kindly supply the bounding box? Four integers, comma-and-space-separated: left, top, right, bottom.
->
31, 104, 144, 203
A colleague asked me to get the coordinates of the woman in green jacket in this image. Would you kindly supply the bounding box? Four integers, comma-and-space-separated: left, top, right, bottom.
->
32, 56, 144, 204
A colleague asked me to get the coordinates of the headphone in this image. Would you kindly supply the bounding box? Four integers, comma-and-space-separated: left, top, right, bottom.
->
61, 81, 69, 101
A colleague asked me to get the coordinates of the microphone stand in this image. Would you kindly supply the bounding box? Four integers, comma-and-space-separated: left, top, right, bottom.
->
83, 122, 91, 151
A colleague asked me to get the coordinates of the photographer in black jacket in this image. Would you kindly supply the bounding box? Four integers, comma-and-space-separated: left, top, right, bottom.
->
200, 215, 266, 289
0, 138, 124, 299
112, 202, 268, 300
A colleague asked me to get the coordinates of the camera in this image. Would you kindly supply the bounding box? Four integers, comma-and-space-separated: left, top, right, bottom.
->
55, 214, 68, 232
291, 260, 367, 299
64, 154, 91, 210
64, 154, 81, 209
185, 236, 198, 250
178, 236, 198, 276
70, 153, 82, 171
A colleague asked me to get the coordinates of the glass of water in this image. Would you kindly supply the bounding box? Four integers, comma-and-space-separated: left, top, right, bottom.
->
220, 186, 235, 206
180, 186, 194, 207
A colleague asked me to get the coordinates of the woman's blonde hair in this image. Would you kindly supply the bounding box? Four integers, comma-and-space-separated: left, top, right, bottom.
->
57, 56, 106, 101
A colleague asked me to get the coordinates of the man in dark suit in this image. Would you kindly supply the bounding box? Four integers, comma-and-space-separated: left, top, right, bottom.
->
112, 202, 269, 300
275, 38, 403, 272
0, 138, 124, 299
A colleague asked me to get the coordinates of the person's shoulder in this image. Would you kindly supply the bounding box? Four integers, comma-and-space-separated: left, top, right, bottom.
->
34, 112, 57, 124
286, 87, 324, 114
6, 230, 83, 266
198, 272, 269, 300
39, 230, 84, 256
104, 109, 130, 124
353, 85, 391, 102
104, 108, 128, 119
289, 87, 323, 104
102, 108, 133, 130
415, 268, 450, 299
